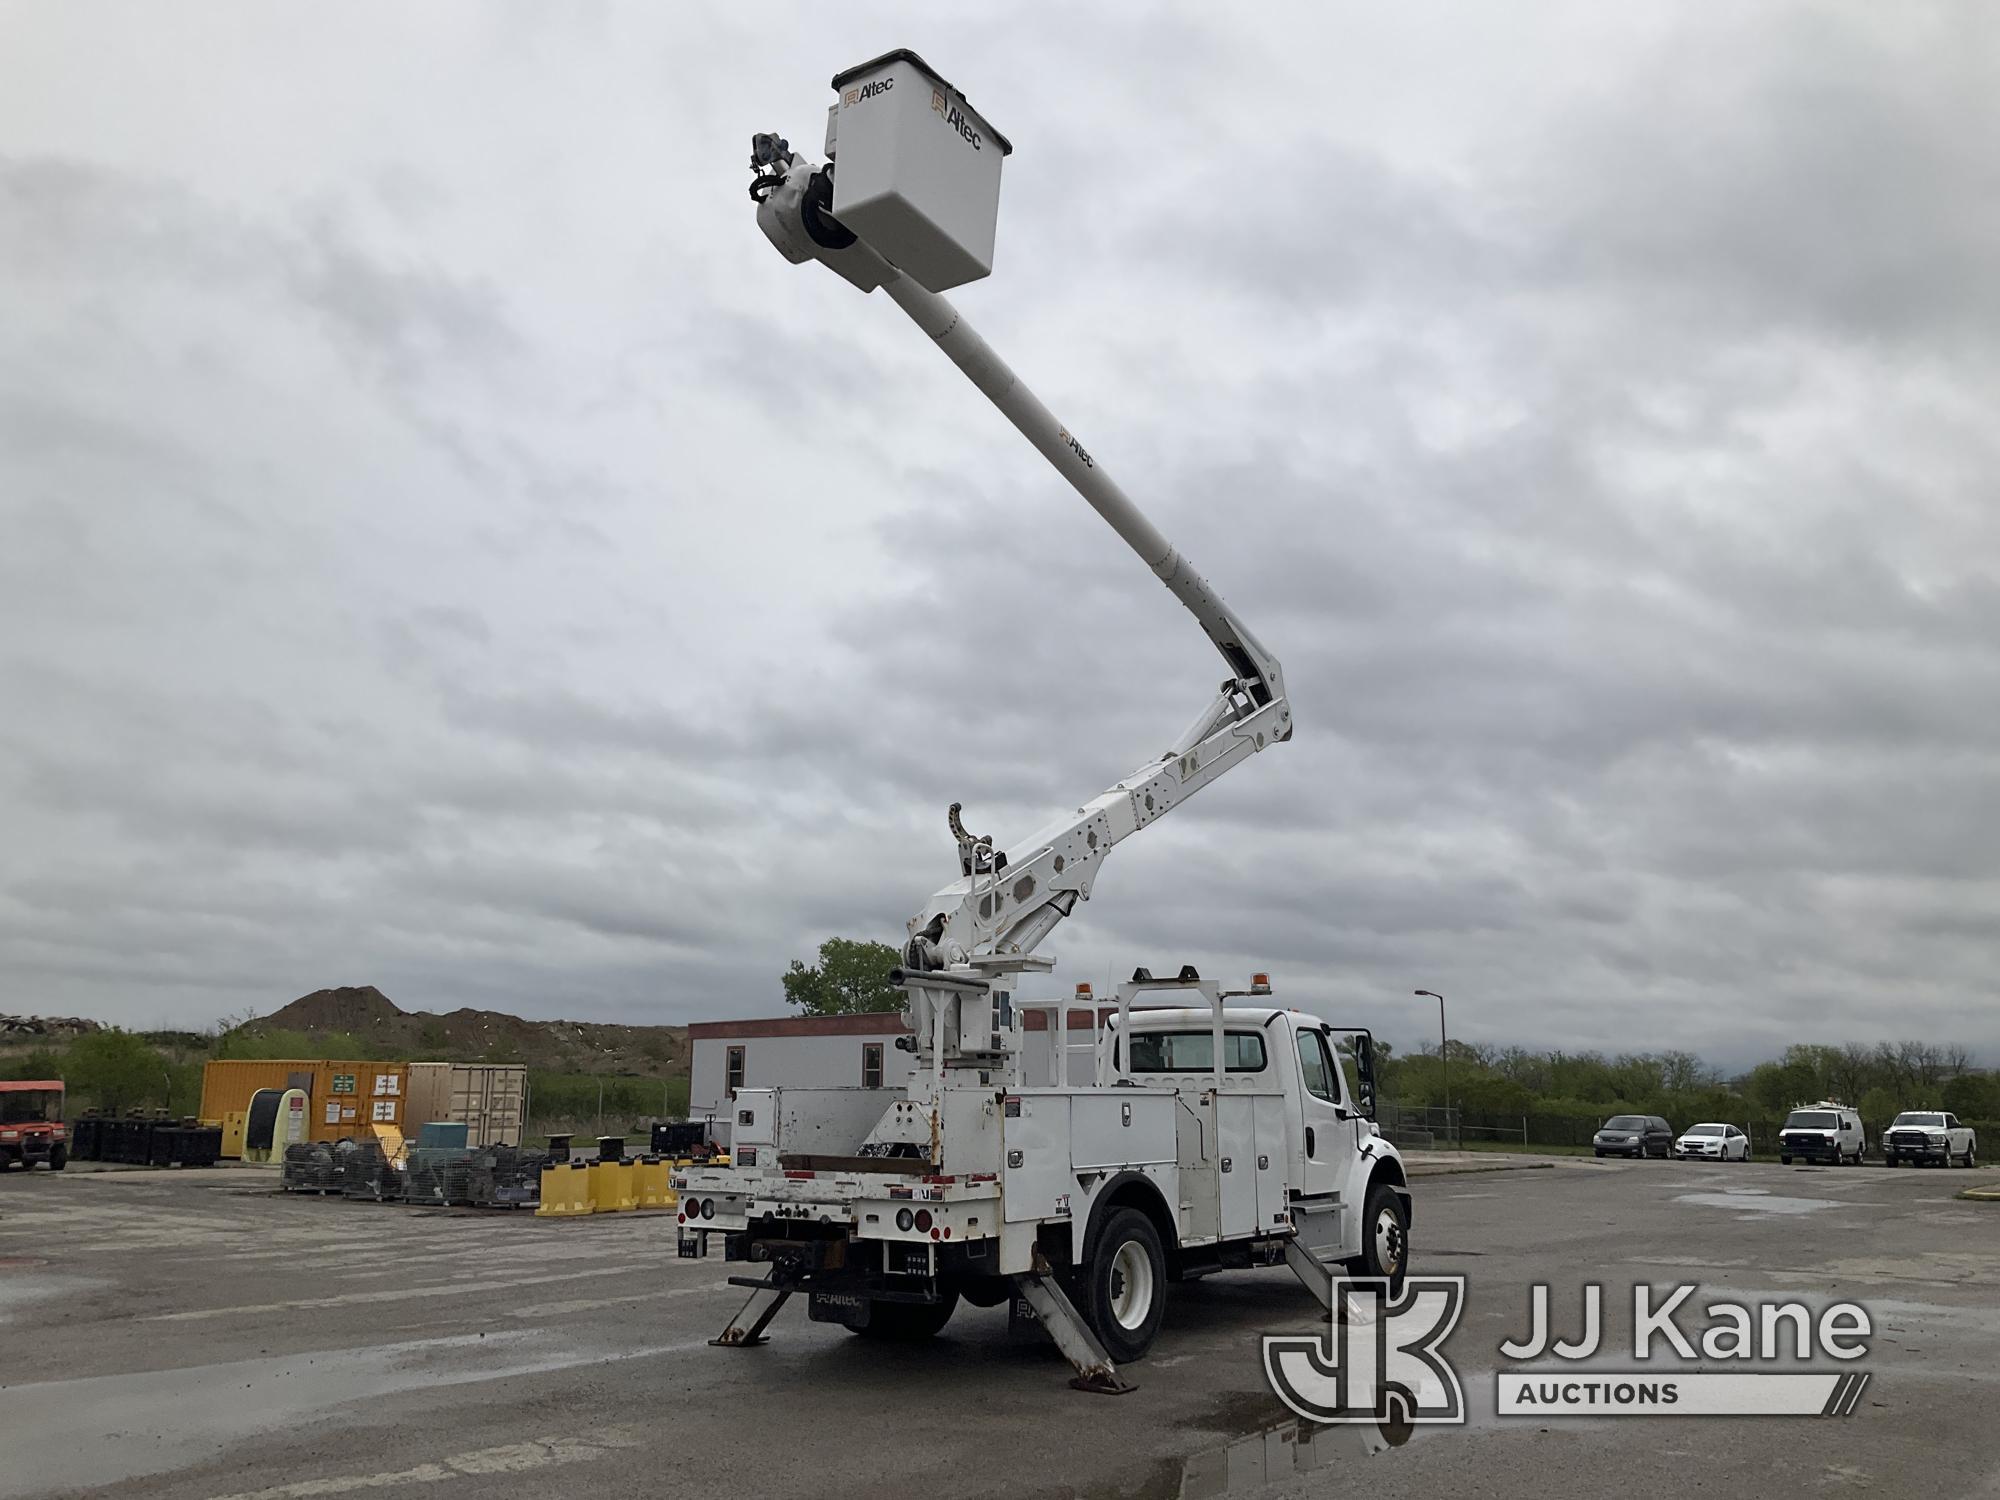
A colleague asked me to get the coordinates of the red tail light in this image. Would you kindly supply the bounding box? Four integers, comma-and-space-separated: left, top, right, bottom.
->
913, 1209, 932, 1233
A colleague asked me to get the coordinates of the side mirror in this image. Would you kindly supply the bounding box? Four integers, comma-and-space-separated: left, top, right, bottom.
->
1342, 1029, 1378, 1121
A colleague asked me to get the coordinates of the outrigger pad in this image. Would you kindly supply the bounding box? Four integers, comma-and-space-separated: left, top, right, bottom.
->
1015, 1272, 1137, 1396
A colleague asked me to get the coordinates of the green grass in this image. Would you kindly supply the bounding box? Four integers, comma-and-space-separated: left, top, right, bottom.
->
526, 1072, 689, 1135
1442, 1138, 1596, 1156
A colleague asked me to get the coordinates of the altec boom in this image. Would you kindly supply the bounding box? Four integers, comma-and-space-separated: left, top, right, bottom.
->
696, 50, 1407, 1393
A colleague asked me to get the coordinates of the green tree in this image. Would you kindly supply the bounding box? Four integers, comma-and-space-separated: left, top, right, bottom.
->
1858, 1086, 1902, 1137
1942, 1073, 1997, 1121
63, 1029, 169, 1112
782, 938, 903, 1016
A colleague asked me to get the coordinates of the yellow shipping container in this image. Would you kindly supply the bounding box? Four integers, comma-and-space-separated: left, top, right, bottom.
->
200, 1059, 412, 1145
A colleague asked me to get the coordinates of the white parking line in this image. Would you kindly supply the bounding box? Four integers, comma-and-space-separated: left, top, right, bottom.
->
141, 1263, 653, 1321
205, 1430, 645, 1500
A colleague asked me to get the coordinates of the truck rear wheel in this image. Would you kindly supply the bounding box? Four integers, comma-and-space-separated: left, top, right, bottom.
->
853, 1288, 959, 1341
1082, 1208, 1166, 1364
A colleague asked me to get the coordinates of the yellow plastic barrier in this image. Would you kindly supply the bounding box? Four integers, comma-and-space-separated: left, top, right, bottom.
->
537, 1159, 594, 1217
589, 1157, 638, 1214
635, 1157, 673, 1209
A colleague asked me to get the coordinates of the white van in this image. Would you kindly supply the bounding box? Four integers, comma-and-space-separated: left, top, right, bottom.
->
1777, 1101, 1865, 1165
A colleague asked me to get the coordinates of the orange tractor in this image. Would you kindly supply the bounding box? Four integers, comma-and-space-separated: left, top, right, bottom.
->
0, 1080, 67, 1171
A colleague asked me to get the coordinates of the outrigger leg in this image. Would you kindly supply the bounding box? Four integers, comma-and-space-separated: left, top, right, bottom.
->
711, 1267, 798, 1348
1015, 1257, 1136, 1396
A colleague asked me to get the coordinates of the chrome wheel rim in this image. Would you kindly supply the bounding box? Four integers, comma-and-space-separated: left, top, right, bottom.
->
1109, 1240, 1155, 1330
1374, 1207, 1406, 1275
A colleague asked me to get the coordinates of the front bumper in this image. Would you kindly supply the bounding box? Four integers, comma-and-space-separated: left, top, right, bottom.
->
1674, 1144, 1723, 1158
1883, 1136, 1948, 1159
1779, 1136, 1841, 1159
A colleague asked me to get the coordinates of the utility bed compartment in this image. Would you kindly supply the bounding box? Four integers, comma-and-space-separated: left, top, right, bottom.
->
731, 1086, 901, 1162
1001, 1088, 1172, 1223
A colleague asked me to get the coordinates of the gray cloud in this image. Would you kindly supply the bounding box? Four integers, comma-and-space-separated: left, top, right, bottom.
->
0, 4, 1994, 1069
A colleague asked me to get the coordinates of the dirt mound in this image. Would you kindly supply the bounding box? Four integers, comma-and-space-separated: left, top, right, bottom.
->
266, 986, 406, 1033
247, 986, 687, 1076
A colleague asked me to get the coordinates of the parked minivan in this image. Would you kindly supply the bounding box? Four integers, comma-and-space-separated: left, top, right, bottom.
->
1593, 1114, 1673, 1158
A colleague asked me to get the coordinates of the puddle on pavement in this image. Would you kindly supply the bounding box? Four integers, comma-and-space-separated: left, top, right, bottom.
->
1672, 1190, 1849, 1215
1088, 1388, 1440, 1500
0, 1328, 705, 1498
1175, 1411, 1415, 1497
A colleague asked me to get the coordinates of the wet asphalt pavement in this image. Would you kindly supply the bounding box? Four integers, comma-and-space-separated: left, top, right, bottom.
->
1, 1154, 1995, 1499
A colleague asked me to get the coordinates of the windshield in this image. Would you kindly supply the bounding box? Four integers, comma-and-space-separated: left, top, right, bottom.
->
1784, 1111, 1837, 1129
1683, 1125, 1723, 1137
0, 1090, 62, 1123
1126, 1030, 1268, 1073
1891, 1113, 1945, 1128
1603, 1116, 1647, 1130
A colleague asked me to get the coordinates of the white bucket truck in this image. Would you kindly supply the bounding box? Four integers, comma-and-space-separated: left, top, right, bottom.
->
695, 51, 1414, 1392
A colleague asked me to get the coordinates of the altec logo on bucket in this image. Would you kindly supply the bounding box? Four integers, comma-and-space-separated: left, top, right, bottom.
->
930, 87, 984, 150
1264, 1279, 1874, 1425
842, 78, 892, 109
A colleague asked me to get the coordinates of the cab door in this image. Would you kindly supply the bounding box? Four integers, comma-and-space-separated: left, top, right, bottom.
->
1292, 1025, 1347, 1199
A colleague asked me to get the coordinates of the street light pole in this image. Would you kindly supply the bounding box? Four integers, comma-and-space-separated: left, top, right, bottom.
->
1415, 990, 1448, 1148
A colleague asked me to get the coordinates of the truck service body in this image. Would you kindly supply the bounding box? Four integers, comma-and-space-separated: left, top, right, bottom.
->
683, 982, 1410, 1382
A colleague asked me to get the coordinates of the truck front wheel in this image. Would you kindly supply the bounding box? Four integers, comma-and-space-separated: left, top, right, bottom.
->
1347, 1181, 1409, 1291
47, 1145, 67, 1171
1082, 1208, 1167, 1364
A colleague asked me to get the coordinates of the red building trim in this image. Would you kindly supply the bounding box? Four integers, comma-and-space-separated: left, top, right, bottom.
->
687, 1013, 909, 1041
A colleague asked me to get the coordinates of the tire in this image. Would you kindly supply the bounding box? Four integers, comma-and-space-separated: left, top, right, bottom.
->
1080, 1207, 1168, 1365
1966, 1145, 1977, 1169
852, 1288, 959, 1341
47, 1145, 67, 1171
953, 1275, 1012, 1310
1780, 1155, 1790, 1166
1346, 1181, 1411, 1293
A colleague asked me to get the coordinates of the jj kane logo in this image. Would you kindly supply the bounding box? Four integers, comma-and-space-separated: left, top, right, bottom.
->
931, 87, 984, 150
1263, 1278, 1875, 1425
1264, 1278, 1466, 1427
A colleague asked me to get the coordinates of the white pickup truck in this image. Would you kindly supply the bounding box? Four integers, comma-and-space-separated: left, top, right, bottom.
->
1880, 1111, 1978, 1168
676, 972, 1412, 1391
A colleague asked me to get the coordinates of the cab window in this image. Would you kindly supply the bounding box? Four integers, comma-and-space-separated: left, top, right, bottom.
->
1126, 1030, 1267, 1073
1295, 1031, 1336, 1103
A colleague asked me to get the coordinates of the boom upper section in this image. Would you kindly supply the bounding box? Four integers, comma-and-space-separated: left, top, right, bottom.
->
748, 55, 1290, 976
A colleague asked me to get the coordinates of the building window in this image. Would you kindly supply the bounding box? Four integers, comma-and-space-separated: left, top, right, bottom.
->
862, 1043, 884, 1089
726, 1046, 746, 1098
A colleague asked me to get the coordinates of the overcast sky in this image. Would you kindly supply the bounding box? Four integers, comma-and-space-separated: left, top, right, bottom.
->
2, 3, 1995, 1068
